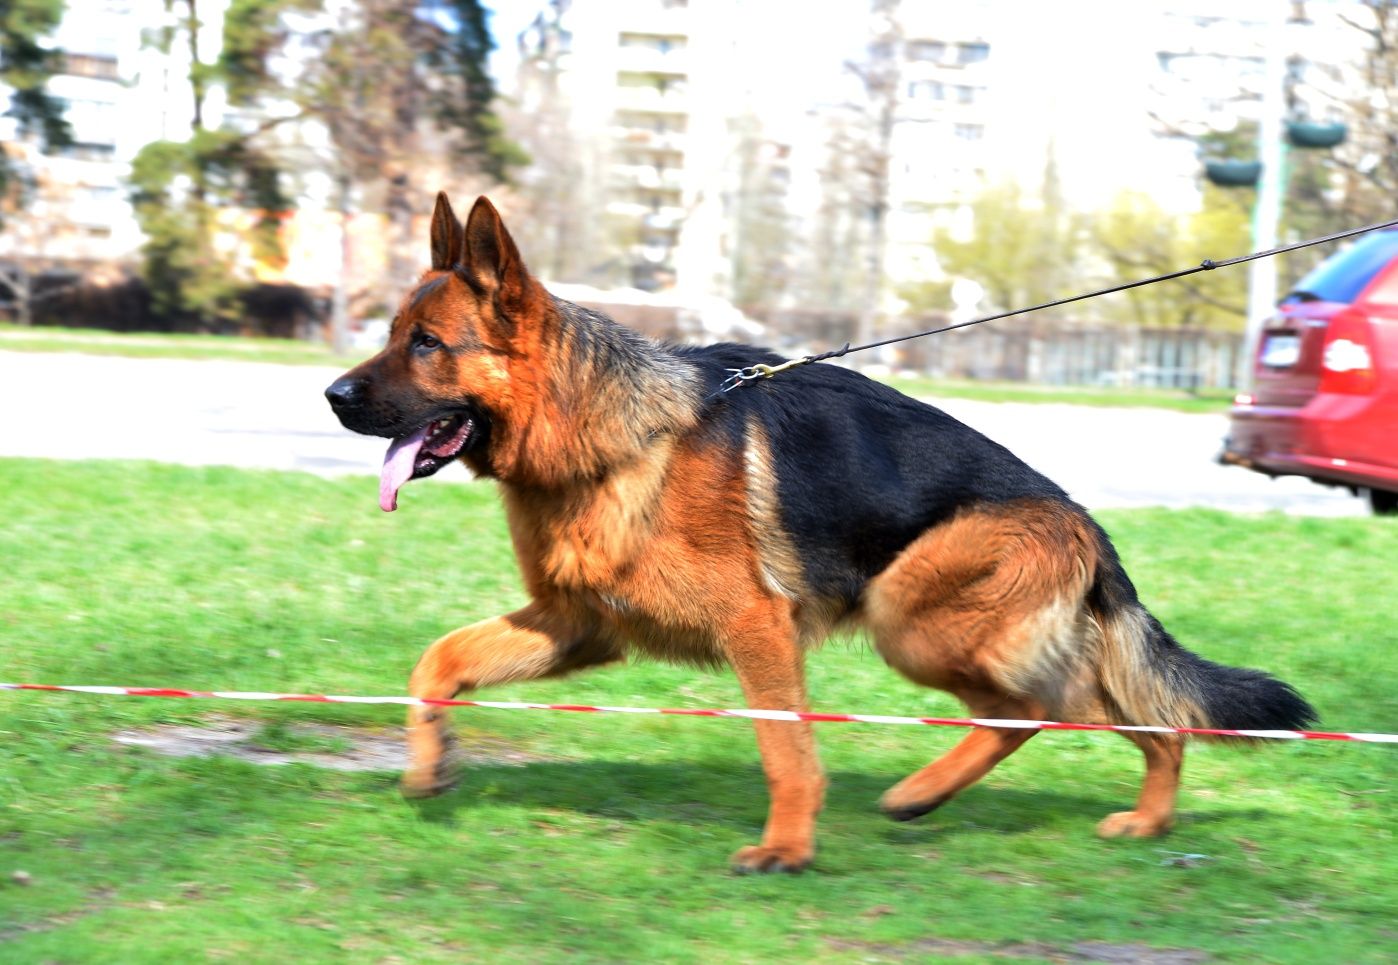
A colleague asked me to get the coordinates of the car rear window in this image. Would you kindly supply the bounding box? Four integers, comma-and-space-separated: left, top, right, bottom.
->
1285, 230, 1398, 304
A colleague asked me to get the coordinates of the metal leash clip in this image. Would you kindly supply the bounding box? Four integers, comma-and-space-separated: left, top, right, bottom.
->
719, 359, 811, 394
719, 365, 769, 393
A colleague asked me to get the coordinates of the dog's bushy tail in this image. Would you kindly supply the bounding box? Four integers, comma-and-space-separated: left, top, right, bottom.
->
1091, 561, 1316, 736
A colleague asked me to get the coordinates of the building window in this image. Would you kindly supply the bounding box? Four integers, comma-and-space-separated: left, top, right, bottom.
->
61, 53, 119, 80
63, 97, 119, 146
620, 32, 687, 52
616, 111, 687, 134
58, 142, 116, 161
907, 80, 944, 100
956, 42, 990, 64
955, 85, 977, 104
954, 123, 984, 140
906, 40, 946, 62
77, 184, 120, 202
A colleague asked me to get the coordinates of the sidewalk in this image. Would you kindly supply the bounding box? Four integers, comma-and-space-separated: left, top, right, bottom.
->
0, 350, 1365, 516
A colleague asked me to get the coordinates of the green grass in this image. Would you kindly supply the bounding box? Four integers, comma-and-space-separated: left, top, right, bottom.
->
0, 323, 370, 367
884, 375, 1236, 413
0, 324, 1234, 411
1, 459, 1393, 962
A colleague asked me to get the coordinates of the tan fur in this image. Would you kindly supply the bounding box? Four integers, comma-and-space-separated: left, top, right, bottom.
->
1097, 607, 1210, 728
865, 501, 1100, 705
864, 500, 1185, 831
743, 420, 806, 602
742, 420, 846, 649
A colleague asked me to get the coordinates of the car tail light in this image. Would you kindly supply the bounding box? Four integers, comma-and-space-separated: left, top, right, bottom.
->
1318, 309, 1378, 394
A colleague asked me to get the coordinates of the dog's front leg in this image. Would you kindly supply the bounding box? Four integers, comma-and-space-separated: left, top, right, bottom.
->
723, 604, 825, 874
403, 602, 617, 797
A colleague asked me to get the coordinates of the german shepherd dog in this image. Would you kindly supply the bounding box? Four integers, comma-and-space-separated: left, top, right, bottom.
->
325, 194, 1314, 873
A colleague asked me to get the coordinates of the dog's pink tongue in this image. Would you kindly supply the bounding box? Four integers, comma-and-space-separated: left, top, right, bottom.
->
379, 427, 429, 512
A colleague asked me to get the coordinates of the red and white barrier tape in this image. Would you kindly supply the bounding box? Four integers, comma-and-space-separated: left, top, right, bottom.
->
3, 682, 1395, 744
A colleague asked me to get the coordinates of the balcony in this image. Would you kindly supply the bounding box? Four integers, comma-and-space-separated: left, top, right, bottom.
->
619, 8, 690, 39
605, 201, 687, 229
614, 86, 688, 114
615, 45, 689, 76
610, 164, 686, 192
610, 127, 688, 154
642, 209, 686, 232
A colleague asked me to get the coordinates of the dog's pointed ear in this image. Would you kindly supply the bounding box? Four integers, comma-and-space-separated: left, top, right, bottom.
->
462, 196, 531, 307
430, 191, 465, 270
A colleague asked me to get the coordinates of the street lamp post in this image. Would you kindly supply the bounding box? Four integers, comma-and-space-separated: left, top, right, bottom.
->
1239, 6, 1290, 389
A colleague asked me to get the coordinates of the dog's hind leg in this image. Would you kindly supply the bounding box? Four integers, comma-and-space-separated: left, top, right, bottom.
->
403, 602, 619, 797
879, 690, 1043, 821
864, 501, 1105, 825
1096, 731, 1183, 838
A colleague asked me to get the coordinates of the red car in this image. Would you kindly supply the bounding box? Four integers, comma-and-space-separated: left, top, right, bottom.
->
1223, 229, 1398, 514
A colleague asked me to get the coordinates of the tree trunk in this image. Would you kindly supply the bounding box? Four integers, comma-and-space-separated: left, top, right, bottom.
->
385, 164, 416, 301
1, 266, 34, 327
855, 0, 900, 354
17, 272, 33, 327
186, 0, 205, 132
331, 174, 353, 355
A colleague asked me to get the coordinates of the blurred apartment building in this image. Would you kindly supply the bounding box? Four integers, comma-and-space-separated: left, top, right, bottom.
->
0, 0, 253, 278
1148, 1, 1357, 147
881, 1, 997, 290
0, 0, 394, 312
510, 0, 1344, 306
1, 0, 1378, 319
512, 0, 1014, 304
513, 0, 754, 298
0, 0, 147, 271
827, 0, 1366, 299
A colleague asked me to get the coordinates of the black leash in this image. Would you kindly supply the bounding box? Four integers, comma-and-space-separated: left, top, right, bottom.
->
717, 215, 1398, 394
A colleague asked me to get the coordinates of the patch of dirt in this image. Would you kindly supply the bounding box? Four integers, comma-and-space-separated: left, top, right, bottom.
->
826, 937, 1211, 964
0, 887, 117, 944
111, 716, 545, 772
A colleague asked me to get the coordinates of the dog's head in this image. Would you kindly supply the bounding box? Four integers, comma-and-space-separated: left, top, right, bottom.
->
325, 193, 544, 511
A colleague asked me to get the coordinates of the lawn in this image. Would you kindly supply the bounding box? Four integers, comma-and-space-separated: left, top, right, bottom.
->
0, 459, 1392, 963
0, 324, 371, 368
883, 375, 1235, 414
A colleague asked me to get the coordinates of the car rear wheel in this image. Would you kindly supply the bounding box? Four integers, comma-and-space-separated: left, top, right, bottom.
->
1370, 489, 1398, 516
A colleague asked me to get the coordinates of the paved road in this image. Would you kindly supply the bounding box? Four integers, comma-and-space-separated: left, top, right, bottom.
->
0, 350, 1366, 516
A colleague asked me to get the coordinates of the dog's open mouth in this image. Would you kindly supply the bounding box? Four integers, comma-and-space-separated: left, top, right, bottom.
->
379, 412, 475, 512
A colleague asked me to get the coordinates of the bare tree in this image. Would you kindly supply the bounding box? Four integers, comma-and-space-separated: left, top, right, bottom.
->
502, 13, 604, 283
788, 110, 869, 315
727, 114, 794, 313
843, 0, 902, 348
303, 0, 523, 349
1323, 3, 1398, 224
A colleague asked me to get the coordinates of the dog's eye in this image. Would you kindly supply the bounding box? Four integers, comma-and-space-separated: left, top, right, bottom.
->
415, 333, 442, 351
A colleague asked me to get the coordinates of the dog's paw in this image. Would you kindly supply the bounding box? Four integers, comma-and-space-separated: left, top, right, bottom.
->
878, 785, 950, 822
400, 775, 456, 798
878, 794, 949, 823
1096, 810, 1172, 839
400, 752, 460, 799
400, 768, 458, 799
401, 727, 459, 799
730, 844, 813, 875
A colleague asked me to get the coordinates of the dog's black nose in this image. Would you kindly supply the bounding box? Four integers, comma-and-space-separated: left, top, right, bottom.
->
325, 376, 366, 410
